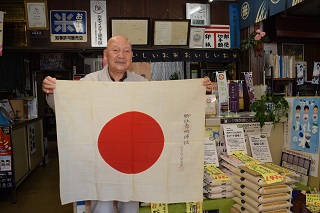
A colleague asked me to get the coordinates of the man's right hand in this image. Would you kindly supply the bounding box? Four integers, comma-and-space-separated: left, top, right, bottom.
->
42, 76, 57, 94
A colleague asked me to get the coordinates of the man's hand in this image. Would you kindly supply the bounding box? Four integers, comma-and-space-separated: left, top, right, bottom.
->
42, 76, 57, 94
202, 77, 213, 93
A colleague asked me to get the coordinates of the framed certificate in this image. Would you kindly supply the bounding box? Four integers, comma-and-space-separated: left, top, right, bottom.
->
153, 19, 190, 46
25, 0, 49, 30
110, 17, 149, 46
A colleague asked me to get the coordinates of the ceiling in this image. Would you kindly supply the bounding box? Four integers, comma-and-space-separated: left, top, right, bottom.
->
283, 0, 320, 17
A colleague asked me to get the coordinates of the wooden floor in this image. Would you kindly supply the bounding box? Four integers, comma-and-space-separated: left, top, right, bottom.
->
0, 141, 73, 213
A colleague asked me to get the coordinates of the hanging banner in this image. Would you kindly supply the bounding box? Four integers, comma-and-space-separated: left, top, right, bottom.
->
239, 0, 256, 29
90, 1, 107, 47
287, 0, 305, 8
254, 0, 268, 24
244, 72, 255, 103
229, 3, 240, 49
269, 0, 287, 17
238, 81, 244, 110
229, 81, 239, 112
216, 71, 229, 104
238, 0, 268, 29
0, 11, 4, 56
311, 62, 320, 85
239, 0, 304, 30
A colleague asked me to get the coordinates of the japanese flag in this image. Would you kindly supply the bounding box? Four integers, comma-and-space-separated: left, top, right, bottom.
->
54, 79, 205, 205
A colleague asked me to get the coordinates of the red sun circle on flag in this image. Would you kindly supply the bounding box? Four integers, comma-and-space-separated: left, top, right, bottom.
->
98, 111, 165, 174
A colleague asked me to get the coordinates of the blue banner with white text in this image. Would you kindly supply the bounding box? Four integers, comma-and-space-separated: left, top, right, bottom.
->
287, 0, 304, 8
239, 0, 304, 29
229, 3, 240, 48
238, 0, 255, 29
269, 0, 287, 17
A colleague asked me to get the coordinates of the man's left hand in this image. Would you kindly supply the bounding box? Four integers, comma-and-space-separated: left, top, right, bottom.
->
202, 77, 213, 93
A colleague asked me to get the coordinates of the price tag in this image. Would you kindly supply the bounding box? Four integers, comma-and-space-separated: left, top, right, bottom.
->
265, 162, 293, 175
246, 164, 283, 184
231, 152, 260, 166
186, 202, 203, 213
151, 203, 168, 213
306, 194, 320, 213
204, 164, 230, 181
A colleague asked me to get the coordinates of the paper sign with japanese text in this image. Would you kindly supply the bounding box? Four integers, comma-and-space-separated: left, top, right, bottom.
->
151, 203, 168, 213
204, 164, 230, 182
264, 162, 293, 176
246, 164, 283, 184
202, 25, 230, 49
204, 137, 219, 166
306, 193, 320, 213
231, 152, 260, 166
248, 134, 273, 163
222, 124, 247, 155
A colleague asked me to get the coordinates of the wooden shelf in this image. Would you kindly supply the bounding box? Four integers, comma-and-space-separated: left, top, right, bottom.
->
273, 78, 295, 81
266, 77, 295, 81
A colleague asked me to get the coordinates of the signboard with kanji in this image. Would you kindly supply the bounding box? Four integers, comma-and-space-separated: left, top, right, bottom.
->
50, 10, 87, 42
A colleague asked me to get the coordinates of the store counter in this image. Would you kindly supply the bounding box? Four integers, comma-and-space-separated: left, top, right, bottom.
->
0, 117, 44, 203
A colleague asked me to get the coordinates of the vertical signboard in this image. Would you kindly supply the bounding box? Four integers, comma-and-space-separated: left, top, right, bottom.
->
90, 1, 107, 47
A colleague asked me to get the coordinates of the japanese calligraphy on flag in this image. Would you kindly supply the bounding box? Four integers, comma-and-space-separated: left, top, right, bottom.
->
54, 79, 205, 205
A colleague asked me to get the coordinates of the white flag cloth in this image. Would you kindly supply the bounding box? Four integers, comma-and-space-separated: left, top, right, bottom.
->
54, 79, 205, 205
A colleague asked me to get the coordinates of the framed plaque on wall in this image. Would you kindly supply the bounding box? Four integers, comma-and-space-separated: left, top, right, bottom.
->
25, 0, 49, 30
110, 17, 149, 46
153, 19, 190, 46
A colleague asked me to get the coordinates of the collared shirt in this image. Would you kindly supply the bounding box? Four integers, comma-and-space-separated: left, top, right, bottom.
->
109, 71, 128, 82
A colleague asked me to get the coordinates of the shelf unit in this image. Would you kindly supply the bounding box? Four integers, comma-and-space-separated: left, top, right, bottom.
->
34, 70, 72, 141
265, 66, 297, 96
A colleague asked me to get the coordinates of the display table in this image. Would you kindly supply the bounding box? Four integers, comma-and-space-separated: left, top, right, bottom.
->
139, 198, 235, 213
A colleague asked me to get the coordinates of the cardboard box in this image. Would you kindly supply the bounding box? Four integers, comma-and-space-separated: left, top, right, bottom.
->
9, 97, 38, 120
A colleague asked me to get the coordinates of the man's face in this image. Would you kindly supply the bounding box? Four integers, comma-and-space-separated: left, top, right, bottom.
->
105, 37, 133, 73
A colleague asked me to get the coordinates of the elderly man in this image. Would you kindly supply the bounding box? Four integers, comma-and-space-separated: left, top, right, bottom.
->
42, 35, 212, 213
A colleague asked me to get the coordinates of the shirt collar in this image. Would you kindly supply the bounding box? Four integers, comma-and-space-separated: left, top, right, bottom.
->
108, 71, 128, 82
